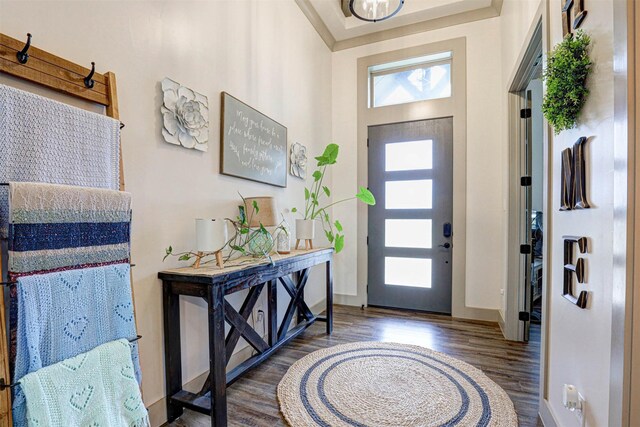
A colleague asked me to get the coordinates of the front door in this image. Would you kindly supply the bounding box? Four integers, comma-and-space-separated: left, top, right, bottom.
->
367, 118, 454, 314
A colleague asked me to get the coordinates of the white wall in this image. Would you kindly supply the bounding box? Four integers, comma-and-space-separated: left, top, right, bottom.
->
331, 17, 504, 311
546, 1, 615, 425
0, 1, 332, 425
500, 0, 545, 80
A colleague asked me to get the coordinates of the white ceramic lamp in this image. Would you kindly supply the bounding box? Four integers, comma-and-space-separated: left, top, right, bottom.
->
194, 218, 228, 268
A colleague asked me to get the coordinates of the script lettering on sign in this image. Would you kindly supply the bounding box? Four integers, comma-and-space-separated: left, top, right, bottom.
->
221, 92, 287, 187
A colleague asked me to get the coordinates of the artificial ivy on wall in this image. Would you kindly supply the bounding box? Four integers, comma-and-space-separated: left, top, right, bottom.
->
542, 30, 592, 134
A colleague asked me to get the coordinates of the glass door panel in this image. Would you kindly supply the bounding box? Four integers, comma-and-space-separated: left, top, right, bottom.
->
385, 257, 432, 288
385, 219, 432, 248
385, 140, 433, 171
385, 180, 433, 209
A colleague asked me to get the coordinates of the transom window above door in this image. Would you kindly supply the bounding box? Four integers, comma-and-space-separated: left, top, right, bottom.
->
368, 51, 452, 108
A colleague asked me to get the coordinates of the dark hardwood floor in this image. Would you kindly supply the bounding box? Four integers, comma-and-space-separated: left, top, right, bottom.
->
169, 305, 541, 427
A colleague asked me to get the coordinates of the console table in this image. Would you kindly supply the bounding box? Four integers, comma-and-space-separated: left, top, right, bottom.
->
158, 248, 334, 426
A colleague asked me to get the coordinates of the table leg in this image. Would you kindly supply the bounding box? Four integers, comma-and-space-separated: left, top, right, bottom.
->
208, 285, 228, 426
295, 272, 305, 324
326, 259, 333, 335
163, 280, 184, 422
268, 279, 278, 346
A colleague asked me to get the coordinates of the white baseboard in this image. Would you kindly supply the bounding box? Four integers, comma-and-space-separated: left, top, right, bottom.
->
335, 293, 501, 324
539, 398, 559, 427
452, 307, 501, 323
334, 293, 364, 307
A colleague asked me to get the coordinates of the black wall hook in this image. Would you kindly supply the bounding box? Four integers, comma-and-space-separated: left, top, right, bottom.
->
84, 62, 96, 89
0, 378, 18, 391
16, 33, 32, 64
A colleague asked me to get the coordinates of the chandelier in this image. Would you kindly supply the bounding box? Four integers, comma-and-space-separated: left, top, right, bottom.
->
348, 0, 405, 23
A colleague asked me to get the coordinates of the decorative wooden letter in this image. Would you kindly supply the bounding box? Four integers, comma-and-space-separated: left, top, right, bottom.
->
573, 0, 588, 30
563, 235, 589, 309
562, 0, 588, 38
562, 0, 573, 37
560, 148, 573, 211
572, 137, 590, 209
559, 137, 590, 211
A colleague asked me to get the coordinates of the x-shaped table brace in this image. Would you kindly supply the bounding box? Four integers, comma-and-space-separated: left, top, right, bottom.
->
198, 268, 314, 396
277, 269, 314, 341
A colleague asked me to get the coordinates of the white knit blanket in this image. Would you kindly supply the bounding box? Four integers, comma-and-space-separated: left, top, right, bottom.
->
0, 84, 121, 237
20, 339, 149, 427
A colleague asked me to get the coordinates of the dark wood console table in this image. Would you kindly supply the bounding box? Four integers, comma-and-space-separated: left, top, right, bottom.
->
159, 248, 334, 426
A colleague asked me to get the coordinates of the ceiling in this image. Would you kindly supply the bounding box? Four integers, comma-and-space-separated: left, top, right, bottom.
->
296, 0, 503, 51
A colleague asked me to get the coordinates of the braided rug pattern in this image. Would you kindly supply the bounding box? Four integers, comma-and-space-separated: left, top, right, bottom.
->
277, 342, 518, 427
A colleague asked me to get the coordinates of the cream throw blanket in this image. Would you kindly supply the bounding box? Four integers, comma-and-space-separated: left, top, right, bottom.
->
0, 84, 121, 238
19, 339, 148, 427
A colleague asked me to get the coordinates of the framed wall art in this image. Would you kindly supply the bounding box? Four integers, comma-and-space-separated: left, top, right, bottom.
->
220, 92, 287, 187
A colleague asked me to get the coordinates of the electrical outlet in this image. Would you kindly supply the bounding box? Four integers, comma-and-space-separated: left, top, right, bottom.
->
563, 384, 585, 427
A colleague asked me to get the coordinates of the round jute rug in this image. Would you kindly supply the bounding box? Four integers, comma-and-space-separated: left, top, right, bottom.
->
277, 342, 518, 427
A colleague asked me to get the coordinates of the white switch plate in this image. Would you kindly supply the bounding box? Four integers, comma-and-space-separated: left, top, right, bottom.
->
575, 393, 586, 427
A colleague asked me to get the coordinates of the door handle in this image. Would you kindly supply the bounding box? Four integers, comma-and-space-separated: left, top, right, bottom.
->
438, 243, 451, 249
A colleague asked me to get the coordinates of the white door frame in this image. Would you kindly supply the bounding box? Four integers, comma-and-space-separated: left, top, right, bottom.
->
505, 20, 543, 344
611, 0, 636, 425
504, 4, 549, 343
503, 1, 557, 425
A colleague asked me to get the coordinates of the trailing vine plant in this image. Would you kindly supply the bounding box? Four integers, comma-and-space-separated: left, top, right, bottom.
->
542, 30, 592, 134
292, 143, 376, 253
163, 195, 279, 265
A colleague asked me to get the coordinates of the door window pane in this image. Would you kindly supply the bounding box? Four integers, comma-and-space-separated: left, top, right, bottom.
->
385, 140, 433, 171
385, 180, 433, 209
385, 219, 432, 248
385, 257, 432, 288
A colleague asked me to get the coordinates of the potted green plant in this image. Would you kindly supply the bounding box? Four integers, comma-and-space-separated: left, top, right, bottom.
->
164, 195, 278, 266
292, 143, 375, 253
542, 30, 592, 134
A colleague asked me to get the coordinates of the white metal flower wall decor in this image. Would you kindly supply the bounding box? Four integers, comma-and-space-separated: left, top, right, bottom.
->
290, 142, 307, 179
161, 78, 209, 151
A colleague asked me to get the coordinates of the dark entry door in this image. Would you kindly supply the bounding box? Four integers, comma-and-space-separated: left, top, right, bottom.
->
367, 118, 454, 314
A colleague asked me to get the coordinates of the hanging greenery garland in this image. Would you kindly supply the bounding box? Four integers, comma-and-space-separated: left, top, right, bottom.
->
542, 30, 592, 134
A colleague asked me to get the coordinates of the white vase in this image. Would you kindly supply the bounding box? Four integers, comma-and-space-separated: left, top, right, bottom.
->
296, 219, 316, 240
195, 218, 228, 252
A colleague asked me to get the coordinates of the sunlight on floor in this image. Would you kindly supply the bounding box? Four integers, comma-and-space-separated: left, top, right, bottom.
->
378, 319, 437, 349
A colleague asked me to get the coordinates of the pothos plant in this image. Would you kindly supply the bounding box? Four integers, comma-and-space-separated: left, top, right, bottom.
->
292, 143, 376, 253
542, 30, 592, 134
163, 195, 279, 265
